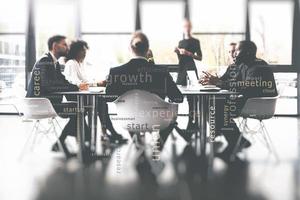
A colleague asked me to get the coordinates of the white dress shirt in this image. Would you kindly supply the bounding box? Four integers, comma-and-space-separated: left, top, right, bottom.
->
64, 59, 89, 86
49, 51, 58, 63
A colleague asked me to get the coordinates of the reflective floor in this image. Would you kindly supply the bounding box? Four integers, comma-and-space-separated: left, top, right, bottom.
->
0, 115, 299, 200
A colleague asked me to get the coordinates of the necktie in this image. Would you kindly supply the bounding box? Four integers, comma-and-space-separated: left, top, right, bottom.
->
55, 62, 61, 72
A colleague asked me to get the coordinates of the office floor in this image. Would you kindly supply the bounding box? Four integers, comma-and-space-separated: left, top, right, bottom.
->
0, 114, 299, 200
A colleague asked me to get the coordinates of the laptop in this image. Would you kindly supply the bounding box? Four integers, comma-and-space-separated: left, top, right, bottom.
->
186, 70, 221, 91
187, 70, 199, 86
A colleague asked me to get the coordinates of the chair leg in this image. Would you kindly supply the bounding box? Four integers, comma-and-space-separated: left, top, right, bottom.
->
237, 118, 244, 131
19, 120, 39, 160
260, 121, 279, 161
54, 118, 63, 131
36, 121, 51, 144
254, 125, 269, 147
230, 133, 244, 161
51, 118, 66, 157
125, 133, 137, 161
230, 119, 246, 161
30, 120, 41, 152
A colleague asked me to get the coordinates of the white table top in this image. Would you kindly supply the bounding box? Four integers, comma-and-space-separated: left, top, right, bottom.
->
54, 86, 238, 96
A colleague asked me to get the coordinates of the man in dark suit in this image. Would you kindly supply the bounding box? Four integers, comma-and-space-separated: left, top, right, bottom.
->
106, 31, 183, 146
106, 59, 183, 102
200, 40, 277, 161
26, 35, 89, 157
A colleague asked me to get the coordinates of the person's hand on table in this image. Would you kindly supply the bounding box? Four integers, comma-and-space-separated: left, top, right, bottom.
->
176, 48, 193, 57
199, 71, 220, 85
79, 82, 89, 91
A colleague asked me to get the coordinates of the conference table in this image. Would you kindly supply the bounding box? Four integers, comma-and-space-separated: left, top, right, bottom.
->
55, 86, 237, 163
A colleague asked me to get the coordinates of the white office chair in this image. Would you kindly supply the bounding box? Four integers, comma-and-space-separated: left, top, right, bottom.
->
231, 96, 279, 161
114, 90, 178, 159
19, 98, 64, 159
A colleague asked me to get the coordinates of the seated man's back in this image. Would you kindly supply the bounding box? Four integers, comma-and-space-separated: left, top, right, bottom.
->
106, 58, 183, 103
243, 63, 278, 99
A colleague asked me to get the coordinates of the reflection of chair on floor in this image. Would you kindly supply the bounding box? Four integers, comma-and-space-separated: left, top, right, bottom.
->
114, 89, 178, 159
231, 96, 279, 161
19, 98, 64, 159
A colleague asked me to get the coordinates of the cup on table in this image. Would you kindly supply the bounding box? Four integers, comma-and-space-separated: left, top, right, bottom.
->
186, 75, 192, 88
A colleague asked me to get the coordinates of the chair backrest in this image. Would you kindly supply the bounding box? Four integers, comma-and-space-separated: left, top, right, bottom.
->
240, 96, 279, 120
22, 98, 58, 120
114, 89, 178, 133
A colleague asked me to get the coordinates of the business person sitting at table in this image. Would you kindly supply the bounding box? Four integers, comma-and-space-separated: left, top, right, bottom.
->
26, 35, 90, 157
105, 31, 184, 147
200, 40, 277, 161
63, 40, 127, 143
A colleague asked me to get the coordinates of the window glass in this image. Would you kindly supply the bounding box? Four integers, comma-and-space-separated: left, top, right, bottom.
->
250, 1, 293, 64
36, 0, 76, 56
191, 0, 246, 32
194, 34, 244, 73
141, 1, 184, 64
82, 34, 132, 80
274, 73, 297, 115
0, 0, 26, 32
81, 0, 135, 32
0, 36, 25, 112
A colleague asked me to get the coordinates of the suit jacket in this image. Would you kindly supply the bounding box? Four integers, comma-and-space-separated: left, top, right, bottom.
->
213, 59, 278, 126
106, 58, 183, 103
216, 58, 278, 114
26, 52, 79, 105
218, 59, 277, 99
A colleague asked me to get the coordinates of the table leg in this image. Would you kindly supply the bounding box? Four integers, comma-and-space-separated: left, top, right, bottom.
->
200, 95, 207, 156
193, 95, 196, 124
77, 95, 85, 162
208, 95, 216, 180
208, 95, 216, 142
90, 95, 98, 155
194, 95, 200, 155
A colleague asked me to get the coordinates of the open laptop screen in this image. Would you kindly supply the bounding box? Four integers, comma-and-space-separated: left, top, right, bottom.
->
187, 70, 198, 85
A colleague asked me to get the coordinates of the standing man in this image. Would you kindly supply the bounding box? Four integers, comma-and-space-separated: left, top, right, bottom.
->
26, 35, 89, 157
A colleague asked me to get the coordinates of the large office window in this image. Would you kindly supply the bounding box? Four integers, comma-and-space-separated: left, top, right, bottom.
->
81, 0, 135, 33
249, 1, 293, 64
193, 34, 244, 71
0, 0, 26, 32
190, 0, 245, 68
81, 0, 134, 79
140, 1, 184, 64
249, 0, 295, 115
35, 0, 77, 57
0, 0, 26, 113
82, 35, 132, 80
275, 73, 297, 115
191, 0, 246, 33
